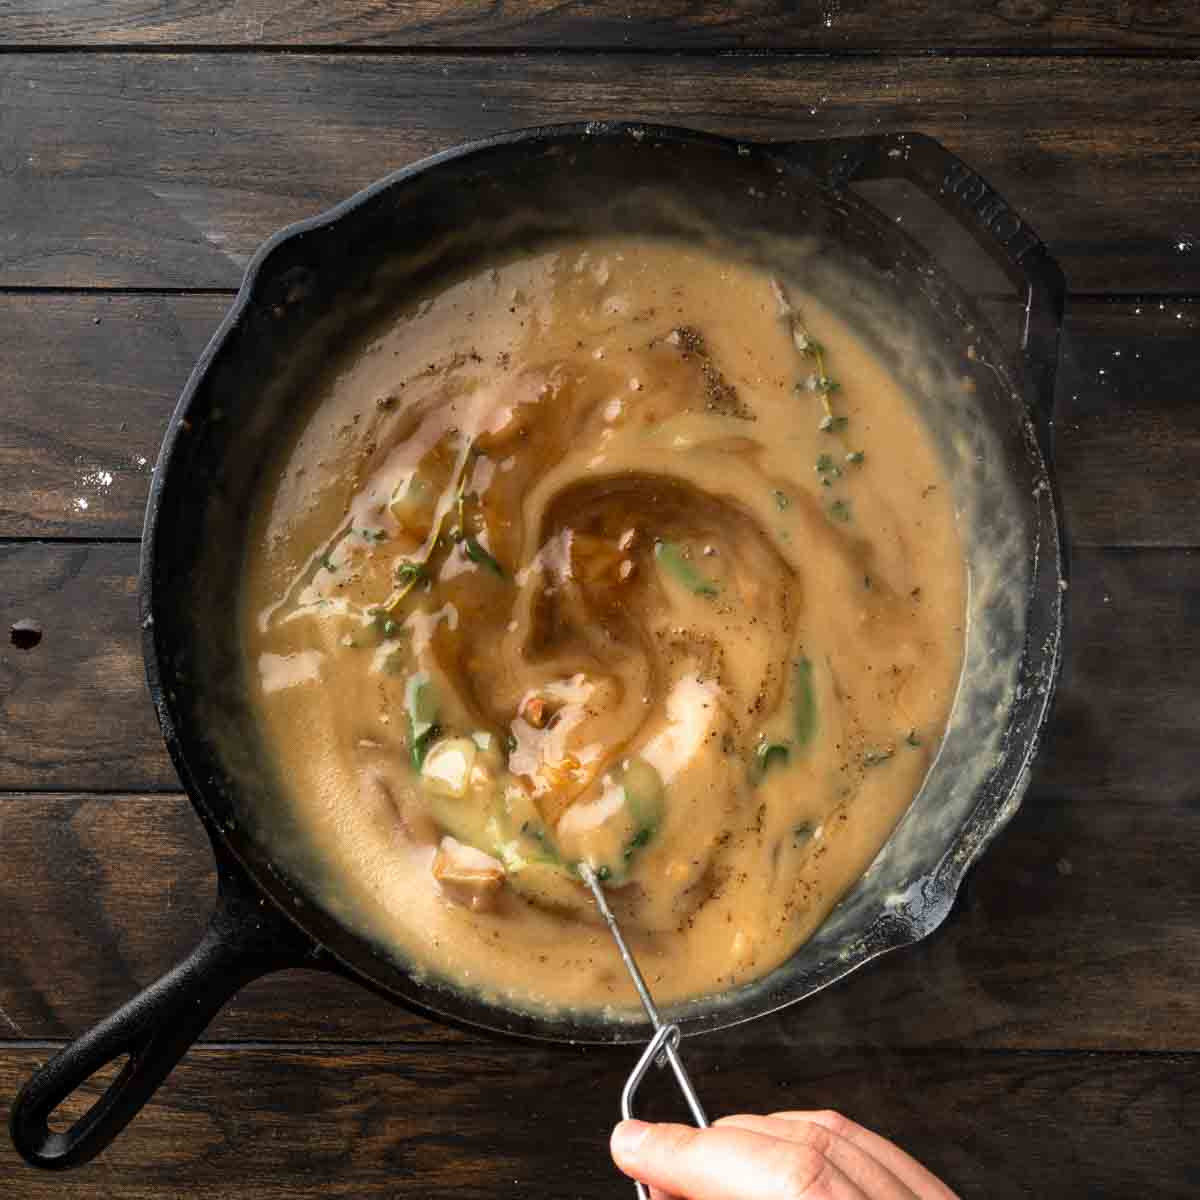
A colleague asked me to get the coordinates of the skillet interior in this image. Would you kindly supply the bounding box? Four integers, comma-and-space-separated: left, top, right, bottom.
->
143, 123, 1064, 1044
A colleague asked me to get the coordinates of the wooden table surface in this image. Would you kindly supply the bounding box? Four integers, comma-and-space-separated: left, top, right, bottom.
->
2, 4, 1199, 1196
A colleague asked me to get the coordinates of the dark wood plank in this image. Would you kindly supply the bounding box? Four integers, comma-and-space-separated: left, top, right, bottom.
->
4, 295, 1199, 545
4, 0, 1199, 50
1, 1045, 1196, 1198
0, 543, 172, 791
1056, 298, 1200, 548
0, 294, 224, 538
2, 54, 1199, 291
3, 548, 1199, 1051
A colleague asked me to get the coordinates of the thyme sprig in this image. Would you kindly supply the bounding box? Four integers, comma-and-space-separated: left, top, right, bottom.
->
377, 438, 477, 614
771, 277, 849, 433
798, 337, 840, 424
456, 479, 507, 578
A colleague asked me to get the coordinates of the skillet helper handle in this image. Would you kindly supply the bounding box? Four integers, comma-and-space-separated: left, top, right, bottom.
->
776, 131, 1065, 430
9, 855, 314, 1169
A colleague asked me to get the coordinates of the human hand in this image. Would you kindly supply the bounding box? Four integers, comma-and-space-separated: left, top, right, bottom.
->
610, 1110, 960, 1200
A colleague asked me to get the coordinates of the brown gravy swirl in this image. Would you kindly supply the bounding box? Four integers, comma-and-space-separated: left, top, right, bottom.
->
240, 238, 966, 1014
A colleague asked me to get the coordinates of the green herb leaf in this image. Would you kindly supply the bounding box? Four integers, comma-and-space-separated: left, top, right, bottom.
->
411, 723, 441, 770
623, 759, 665, 826
845, 450, 865, 465
379, 559, 428, 616
464, 534, 506, 578
405, 672, 440, 771
616, 759, 665, 866
815, 453, 841, 478
863, 747, 895, 768
595, 865, 612, 882
623, 826, 657, 861
905, 729, 921, 748
828, 499, 852, 523
371, 610, 402, 640
654, 540, 719, 597
753, 741, 791, 781
818, 414, 849, 433
793, 656, 817, 750
320, 553, 337, 573
773, 489, 791, 511
457, 484, 507, 578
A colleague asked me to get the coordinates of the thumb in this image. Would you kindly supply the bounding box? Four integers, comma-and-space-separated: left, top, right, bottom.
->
611, 1119, 861, 1200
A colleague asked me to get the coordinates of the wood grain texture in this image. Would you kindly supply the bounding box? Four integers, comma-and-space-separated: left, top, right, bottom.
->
0, 543, 169, 790
3, 547, 1199, 1051
3, 0, 1199, 50
0, 294, 222, 538
2, 54, 1199, 291
3, 295, 1199, 544
2, 1045, 1198, 1198
1056, 298, 1200, 548
1, 15, 1196, 1197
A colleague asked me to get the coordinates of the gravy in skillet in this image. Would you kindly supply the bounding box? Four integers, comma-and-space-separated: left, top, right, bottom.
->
240, 238, 965, 1013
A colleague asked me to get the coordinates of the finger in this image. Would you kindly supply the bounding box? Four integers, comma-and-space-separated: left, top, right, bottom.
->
611, 1119, 871, 1200
762, 1111, 959, 1200
716, 1116, 916, 1200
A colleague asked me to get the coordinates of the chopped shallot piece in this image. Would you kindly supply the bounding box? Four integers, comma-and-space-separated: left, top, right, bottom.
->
432, 836, 505, 911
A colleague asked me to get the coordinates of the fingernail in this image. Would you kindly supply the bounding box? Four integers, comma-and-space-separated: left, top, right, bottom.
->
612, 1119, 651, 1160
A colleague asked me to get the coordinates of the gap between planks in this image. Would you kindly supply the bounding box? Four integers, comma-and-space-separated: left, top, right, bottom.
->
0, 288, 1194, 303
1, 1039, 1196, 1058
1, 44, 1199, 60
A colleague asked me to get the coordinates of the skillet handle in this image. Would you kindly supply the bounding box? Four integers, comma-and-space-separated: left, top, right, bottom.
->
9, 852, 317, 1169
774, 131, 1065, 432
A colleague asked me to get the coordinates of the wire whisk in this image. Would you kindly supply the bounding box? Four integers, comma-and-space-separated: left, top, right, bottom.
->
578, 863, 709, 1200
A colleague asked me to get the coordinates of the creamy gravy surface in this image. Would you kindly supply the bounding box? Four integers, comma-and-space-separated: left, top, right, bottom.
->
240, 238, 966, 1014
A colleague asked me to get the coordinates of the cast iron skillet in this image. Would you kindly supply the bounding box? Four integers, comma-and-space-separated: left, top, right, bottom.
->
11, 123, 1066, 1170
